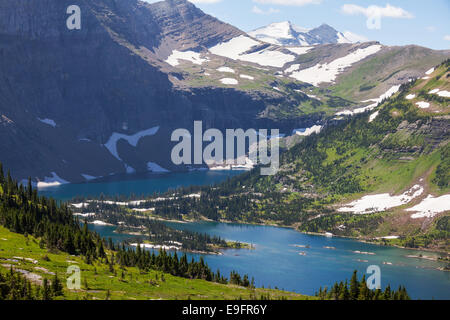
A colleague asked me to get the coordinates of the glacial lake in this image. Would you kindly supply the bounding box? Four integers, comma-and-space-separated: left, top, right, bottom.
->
38, 170, 245, 201
39, 171, 449, 300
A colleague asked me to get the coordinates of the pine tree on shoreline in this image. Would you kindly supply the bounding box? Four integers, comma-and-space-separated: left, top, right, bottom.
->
315, 270, 411, 300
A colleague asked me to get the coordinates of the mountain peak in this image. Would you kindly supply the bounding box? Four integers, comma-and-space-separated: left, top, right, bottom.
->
314, 23, 337, 31
146, 0, 200, 14
249, 21, 353, 46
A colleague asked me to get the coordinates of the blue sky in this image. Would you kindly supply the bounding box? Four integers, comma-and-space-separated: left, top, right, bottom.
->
144, 0, 450, 50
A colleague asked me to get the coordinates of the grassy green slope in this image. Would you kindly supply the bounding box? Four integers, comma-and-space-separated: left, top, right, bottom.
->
177, 58, 350, 118
158, 60, 449, 251
330, 46, 448, 101
0, 226, 311, 300
262, 61, 449, 249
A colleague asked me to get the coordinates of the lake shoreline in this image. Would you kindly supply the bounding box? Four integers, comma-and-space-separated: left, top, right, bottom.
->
88, 218, 450, 300
89, 212, 449, 256
171, 217, 450, 256
52, 171, 447, 257
107, 224, 255, 256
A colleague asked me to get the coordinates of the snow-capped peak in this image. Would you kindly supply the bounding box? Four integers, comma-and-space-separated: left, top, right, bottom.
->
249, 22, 358, 46
263, 21, 296, 39
248, 21, 298, 45
290, 23, 310, 34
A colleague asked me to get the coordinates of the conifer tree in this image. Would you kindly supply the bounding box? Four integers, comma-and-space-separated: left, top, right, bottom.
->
0, 162, 4, 184
350, 270, 359, 300
383, 284, 392, 300
42, 278, 52, 300
51, 273, 64, 296
358, 274, 369, 300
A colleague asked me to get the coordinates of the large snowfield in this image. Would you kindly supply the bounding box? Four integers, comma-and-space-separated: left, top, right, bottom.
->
338, 185, 424, 214
209, 35, 295, 68
407, 195, 450, 219
286, 45, 382, 85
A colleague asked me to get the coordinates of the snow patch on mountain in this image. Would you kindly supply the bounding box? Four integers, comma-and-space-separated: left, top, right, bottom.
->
37, 118, 56, 127
81, 174, 98, 181
425, 68, 435, 75
104, 126, 160, 162
336, 85, 400, 116
71, 203, 89, 209
165, 50, 208, 66
147, 162, 170, 173
288, 45, 382, 85
407, 194, 450, 219
416, 101, 430, 109
37, 172, 69, 188
209, 35, 259, 59
428, 88, 450, 98
220, 78, 239, 85
369, 111, 379, 122
338, 185, 424, 214
293, 125, 322, 136
250, 22, 296, 42
249, 22, 357, 47
125, 165, 136, 174
286, 46, 312, 55
362, 85, 401, 104
209, 35, 295, 68
437, 91, 450, 98
217, 66, 235, 73
285, 64, 300, 74
242, 49, 295, 68
240, 74, 254, 80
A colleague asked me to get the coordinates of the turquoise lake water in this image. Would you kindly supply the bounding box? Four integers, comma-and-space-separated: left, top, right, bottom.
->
39, 171, 449, 299
38, 170, 244, 201
88, 222, 449, 300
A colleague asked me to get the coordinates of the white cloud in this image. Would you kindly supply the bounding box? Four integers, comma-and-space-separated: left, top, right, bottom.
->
341, 4, 414, 19
253, 0, 321, 6
252, 5, 280, 14
444, 35, 450, 41
341, 4, 413, 30
426, 26, 436, 32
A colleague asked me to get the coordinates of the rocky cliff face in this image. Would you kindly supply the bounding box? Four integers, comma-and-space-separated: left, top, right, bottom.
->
148, 0, 243, 56
0, 0, 448, 185
0, 0, 313, 183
